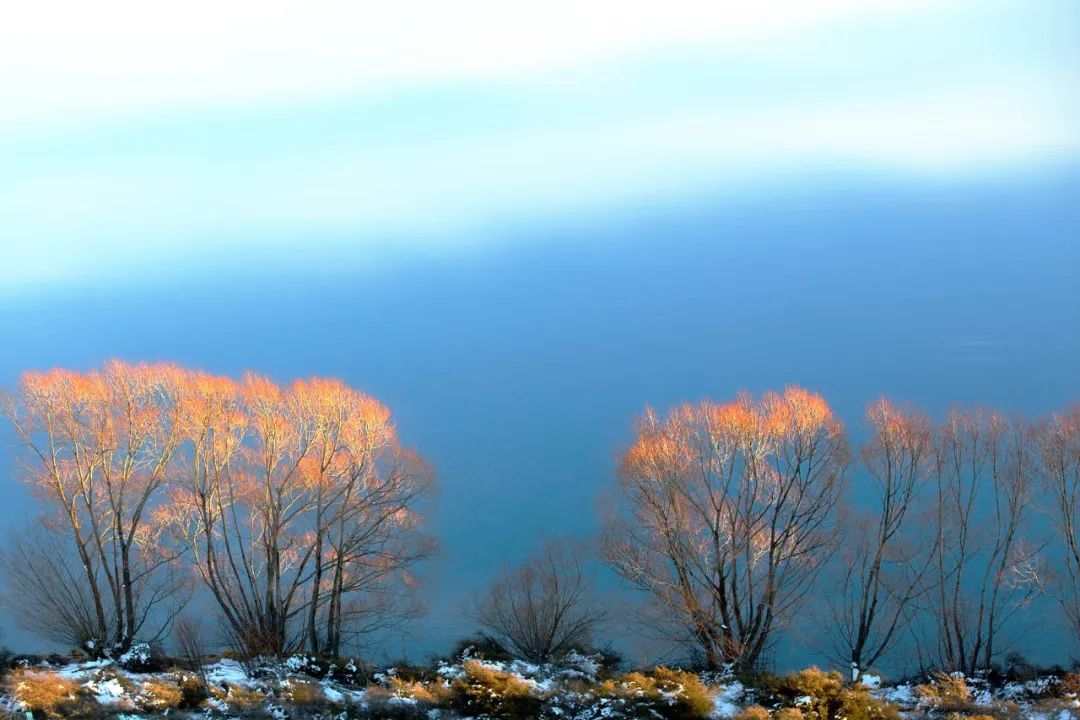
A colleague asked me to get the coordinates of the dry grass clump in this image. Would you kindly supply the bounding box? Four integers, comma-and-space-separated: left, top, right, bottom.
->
776, 707, 806, 720
170, 670, 209, 708
778, 667, 842, 709
1060, 673, 1080, 697
87, 665, 136, 695
5, 669, 104, 720
651, 667, 717, 717
209, 682, 268, 711
594, 667, 716, 719
365, 675, 456, 720
135, 677, 184, 712
917, 675, 1024, 720
448, 659, 544, 718
286, 678, 329, 707
916, 672, 972, 708
837, 684, 902, 720
942, 712, 1024, 720
771, 666, 899, 720
383, 663, 434, 683
989, 700, 1023, 720
383, 674, 454, 705
228, 684, 268, 709
1028, 698, 1080, 720
736, 704, 773, 720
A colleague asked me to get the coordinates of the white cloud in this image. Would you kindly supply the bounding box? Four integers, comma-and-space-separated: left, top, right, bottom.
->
4, 72, 1074, 286
1, 0, 1077, 290
1, 0, 942, 133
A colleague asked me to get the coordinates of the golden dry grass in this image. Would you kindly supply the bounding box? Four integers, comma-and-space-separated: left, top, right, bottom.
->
286, 678, 329, 707
916, 672, 972, 707
736, 704, 773, 720
210, 682, 267, 711
448, 659, 543, 718
776, 707, 806, 720
1060, 673, 1080, 697
5, 669, 104, 720
772, 666, 900, 720
135, 677, 184, 711
383, 674, 454, 705
593, 667, 716, 719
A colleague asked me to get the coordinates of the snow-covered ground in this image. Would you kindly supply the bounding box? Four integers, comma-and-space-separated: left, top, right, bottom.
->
1, 648, 1077, 719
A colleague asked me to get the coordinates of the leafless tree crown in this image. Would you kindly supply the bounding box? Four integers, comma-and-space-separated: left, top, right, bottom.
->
473, 537, 605, 663
604, 387, 848, 671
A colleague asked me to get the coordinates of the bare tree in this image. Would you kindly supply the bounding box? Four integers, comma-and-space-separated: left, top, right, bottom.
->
164, 372, 435, 657
826, 398, 935, 680
1033, 405, 1080, 644
1, 362, 189, 654
173, 614, 209, 684
928, 408, 1039, 674
0, 525, 103, 648
472, 537, 605, 663
603, 387, 848, 671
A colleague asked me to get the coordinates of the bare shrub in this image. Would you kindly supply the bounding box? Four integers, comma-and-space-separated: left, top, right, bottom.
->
472, 536, 605, 663
173, 614, 208, 683
0, 526, 104, 650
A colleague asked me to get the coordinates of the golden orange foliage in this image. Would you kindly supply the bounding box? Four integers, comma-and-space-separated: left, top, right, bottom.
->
2, 360, 433, 656
608, 386, 848, 670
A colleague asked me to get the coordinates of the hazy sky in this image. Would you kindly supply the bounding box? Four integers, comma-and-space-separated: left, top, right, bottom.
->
1, 0, 1078, 666
3, 0, 1079, 288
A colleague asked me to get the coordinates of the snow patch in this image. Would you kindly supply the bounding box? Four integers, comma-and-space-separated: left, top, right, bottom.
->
879, 683, 916, 706
87, 676, 126, 705
712, 680, 747, 719
118, 643, 151, 669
